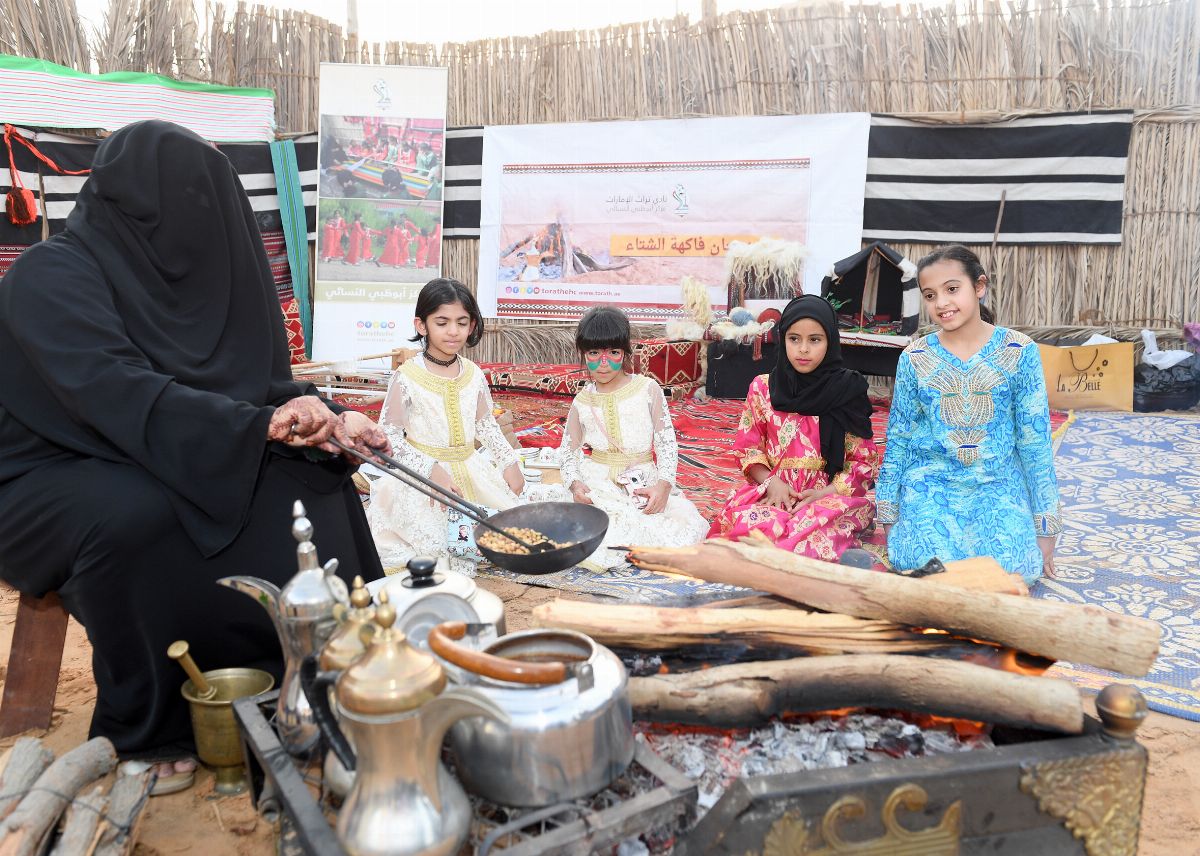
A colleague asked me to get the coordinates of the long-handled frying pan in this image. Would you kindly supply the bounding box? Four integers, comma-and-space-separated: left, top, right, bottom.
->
330, 439, 608, 574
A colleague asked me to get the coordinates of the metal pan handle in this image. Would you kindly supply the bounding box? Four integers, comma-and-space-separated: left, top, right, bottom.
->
428, 621, 567, 685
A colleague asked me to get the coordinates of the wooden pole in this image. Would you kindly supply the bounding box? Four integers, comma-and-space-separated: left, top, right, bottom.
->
531, 599, 1000, 656
628, 541, 1160, 676
629, 655, 1085, 733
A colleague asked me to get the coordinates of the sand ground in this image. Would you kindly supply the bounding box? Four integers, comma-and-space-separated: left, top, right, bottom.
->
1, 579, 1196, 854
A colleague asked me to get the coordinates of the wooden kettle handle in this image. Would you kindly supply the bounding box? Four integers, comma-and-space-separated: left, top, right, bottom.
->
428, 622, 567, 685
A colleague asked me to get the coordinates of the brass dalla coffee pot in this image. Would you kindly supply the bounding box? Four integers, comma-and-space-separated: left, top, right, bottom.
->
302, 593, 507, 856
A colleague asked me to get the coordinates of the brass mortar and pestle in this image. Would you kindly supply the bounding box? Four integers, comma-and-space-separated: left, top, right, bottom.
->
167, 641, 275, 795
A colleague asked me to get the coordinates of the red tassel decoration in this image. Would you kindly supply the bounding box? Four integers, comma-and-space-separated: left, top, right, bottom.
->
4, 123, 90, 228
6, 187, 37, 225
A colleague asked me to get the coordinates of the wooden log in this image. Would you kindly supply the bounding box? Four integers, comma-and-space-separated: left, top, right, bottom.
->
0, 738, 54, 821
923, 556, 1029, 596
92, 771, 154, 856
629, 654, 1084, 733
628, 541, 1160, 676
531, 599, 991, 656
0, 738, 117, 856
48, 786, 107, 856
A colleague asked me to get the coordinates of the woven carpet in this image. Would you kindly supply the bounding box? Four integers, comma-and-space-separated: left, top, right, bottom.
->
1038, 410, 1200, 721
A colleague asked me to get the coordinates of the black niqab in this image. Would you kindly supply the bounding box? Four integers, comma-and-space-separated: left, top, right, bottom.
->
68, 120, 291, 401
768, 295, 874, 476
0, 121, 305, 556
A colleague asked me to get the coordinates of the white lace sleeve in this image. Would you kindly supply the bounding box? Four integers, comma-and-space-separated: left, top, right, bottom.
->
559, 400, 586, 490
474, 382, 519, 470
378, 371, 436, 477
648, 383, 679, 487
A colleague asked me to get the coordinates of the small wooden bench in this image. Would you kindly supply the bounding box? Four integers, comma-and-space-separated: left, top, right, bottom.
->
0, 589, 69, 738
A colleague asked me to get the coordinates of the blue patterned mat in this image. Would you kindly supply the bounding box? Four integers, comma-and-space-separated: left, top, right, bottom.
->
1036, 410, 1200, 721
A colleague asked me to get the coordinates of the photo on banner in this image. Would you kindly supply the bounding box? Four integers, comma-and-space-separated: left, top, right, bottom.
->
312, 64, 448, 360
477, 114, 870, 322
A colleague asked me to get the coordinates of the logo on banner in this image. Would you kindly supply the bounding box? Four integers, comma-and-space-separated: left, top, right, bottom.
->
372, 79, 393, 110
672, 184, 690, 217
357, 321, 397, 329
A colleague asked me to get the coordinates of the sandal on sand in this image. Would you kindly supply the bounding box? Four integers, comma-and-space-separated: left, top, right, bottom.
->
121, 758, 198, 796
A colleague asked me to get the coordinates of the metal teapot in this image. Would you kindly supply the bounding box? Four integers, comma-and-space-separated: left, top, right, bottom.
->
302, 592, 507, 856
218, 500, 348, 755
428, 622, 634, 808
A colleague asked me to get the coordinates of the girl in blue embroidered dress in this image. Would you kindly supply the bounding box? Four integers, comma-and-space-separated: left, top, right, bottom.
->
875, 246, 1060, 583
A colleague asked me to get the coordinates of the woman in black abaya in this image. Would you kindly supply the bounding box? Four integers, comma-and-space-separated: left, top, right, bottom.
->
0, 121, 386, 765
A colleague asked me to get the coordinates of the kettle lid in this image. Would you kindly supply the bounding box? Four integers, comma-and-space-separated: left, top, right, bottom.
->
320, 576, 377, 672
336, 589, 445, 715
382, 556, 477, 608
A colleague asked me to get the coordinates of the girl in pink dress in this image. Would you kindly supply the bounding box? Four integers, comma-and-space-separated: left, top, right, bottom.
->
709, 295, 879, 561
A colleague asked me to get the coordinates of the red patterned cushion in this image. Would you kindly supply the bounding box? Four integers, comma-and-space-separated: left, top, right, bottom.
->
481, 358, 704, 403
482, 363, 589, 397
632, 339, 705, 387
330, 393, 384, 422
280, 297, 307, 365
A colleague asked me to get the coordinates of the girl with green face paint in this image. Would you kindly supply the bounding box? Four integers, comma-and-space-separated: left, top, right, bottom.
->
575, 305, 632, 389
559, 305, 709, 571
584, 351, 625, 374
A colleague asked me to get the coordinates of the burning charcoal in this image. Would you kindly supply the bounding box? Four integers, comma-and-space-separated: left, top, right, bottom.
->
618, 837, 650, 856
824, 750, 849, 768
625, 653, 665, 677
874, 730, 924, 758
672, 743, 709, 781
963, 734, 996, 751
836, 731, 867, 752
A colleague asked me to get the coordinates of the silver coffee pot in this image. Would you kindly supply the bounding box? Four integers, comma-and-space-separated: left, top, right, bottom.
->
218, 500, 348, 755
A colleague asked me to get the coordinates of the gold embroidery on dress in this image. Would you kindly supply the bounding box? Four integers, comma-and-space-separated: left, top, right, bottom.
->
740, 451, 771, 472
399, 360, 476, 449
908, 331, 1030, 438
580, 374, 644, 455
948, 428, 987, 466
778, 455, 825, 471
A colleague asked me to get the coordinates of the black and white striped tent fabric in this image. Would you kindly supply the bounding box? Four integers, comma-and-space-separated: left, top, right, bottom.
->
863, 111, 1133, 245
443, 125, 483, 238
0, 130, 318, 243
435, 113, 1132, 244
3, 112, 1133, 247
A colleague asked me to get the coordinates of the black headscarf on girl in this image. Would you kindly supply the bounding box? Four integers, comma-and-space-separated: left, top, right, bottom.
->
0, 121, 306, 556
768, 295, 874, 477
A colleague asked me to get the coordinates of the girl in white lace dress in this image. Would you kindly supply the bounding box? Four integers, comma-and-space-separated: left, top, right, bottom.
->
367, 279, 554, 568
561, 306, 708, 570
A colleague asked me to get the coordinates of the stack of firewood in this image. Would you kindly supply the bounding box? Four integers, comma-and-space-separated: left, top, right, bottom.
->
532, 536, 1162, 734
0, 737, 153, 856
